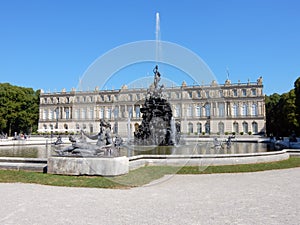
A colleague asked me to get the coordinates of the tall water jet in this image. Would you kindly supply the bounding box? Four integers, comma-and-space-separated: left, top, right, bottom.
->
155, 12, 161, 63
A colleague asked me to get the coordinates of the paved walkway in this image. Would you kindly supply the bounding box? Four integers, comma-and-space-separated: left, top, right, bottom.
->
0, 168, 299, 225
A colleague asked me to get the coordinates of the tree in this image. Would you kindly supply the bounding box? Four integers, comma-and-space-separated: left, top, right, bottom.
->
294, 77, 300, 134
0, 83, 40, 136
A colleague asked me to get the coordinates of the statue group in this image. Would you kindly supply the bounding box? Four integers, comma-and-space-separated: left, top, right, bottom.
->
54, 119, 122, 157
134, 65, 180, 146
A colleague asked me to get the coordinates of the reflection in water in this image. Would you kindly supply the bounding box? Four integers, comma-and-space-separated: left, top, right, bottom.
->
0, 145, 51, 158
0, 142, 274, 158
121, 142, 273, 157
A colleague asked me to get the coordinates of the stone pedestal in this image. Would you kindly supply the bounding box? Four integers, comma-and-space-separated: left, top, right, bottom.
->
48, 156, 129, 176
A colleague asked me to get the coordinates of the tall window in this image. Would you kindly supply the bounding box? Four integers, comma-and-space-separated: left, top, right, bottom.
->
251, 89, 257, 96
233, 89, 238, 96
252, 104, 258, 116
65, 108, 70, 119
243, 121, 248, 133
114, 107, 119, 119
49, 109, 53, 120
233, 122, 239, 133
252, 122, 258, 134
218, 103, 225, 117
99, 108, 104, 119
232, 104, 238, 117
242, 103, 248, 116
188, 122, 193, 133
89, 107, 94, 119
242, 89, 247, 96
43, 109, 47, 120
107, 108, 112, 119
197, 123, 202, 134
218, 122, 224, 134
205, 122, 210, 134
75, 109, 79, 119
128, 106, 133, 118
196, 105, 201, 117
175, 104, 181, 117
205, 103, 211, 117
187, 104, 193, 117
135, 105, 140, 118
82, 108, 86, 119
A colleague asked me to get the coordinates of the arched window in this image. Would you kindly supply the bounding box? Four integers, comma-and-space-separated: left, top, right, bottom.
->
205, 122, 210, 134
252, 104, 258, 116
233, 122, 239, 133
242, 121, 248, 133
218, 122, 224, 134
252, 121, 258, 134
188, 122, 193, 134
197, 123, 202, 134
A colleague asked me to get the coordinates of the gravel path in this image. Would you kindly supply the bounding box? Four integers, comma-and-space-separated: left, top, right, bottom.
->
0, 168, 299, 225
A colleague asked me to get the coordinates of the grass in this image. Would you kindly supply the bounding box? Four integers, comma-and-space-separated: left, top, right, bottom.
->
0, 157, 300, 188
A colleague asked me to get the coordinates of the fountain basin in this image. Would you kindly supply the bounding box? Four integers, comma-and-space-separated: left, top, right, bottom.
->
128, 150, 290, 170
48, 156, 129, 176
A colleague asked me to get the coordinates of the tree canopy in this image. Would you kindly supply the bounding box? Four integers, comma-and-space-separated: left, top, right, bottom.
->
265, 77, 300, 137
0, 83, 40, 136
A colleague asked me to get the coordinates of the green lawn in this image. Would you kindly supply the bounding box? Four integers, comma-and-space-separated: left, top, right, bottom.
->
0, 157, 299, 189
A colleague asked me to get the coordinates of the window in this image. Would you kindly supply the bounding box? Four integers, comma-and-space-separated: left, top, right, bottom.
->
251, 89, 257, 96
252, 122, 258, 133
135, 105, 140, 118
219, 103, 225, 117
89, 107, 94, 119
196, 105, 201, 117
75, 109, 79, 119
218, 122, 224, 134
114, 107, 119, 119
252, 104, 258, 116
242, 103, 248, 116
233, 89, 238, 97
206, 91, 210, 98
188, 92, 192, 98
128, 106, 133, 118
205, 103, 211, 117
219, 90, 223, 98
175, 104, 181, 117
233, 122, 239, 133
197, 90, 201, 98
232, 104, 238, 117
187, 104, 193, 117
242, 89, 247, 96
43, 109, 47, 120
197, 123, 202, 134
82, 108, 86, 119
107, 108, 112, 119
205, 122, 210, 134
100, 108, 104, 119
243, 122, 248, 133
65, 108, 70, 119
188, 122, 193, 133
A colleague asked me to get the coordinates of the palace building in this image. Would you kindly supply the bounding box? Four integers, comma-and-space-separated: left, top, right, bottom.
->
38, 77, 265, 137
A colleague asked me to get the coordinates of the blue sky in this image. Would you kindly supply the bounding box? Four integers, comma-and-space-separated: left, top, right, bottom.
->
0, 0, 299, 95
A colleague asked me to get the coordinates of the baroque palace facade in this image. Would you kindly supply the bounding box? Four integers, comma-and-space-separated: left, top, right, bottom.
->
38, 77, 265, 137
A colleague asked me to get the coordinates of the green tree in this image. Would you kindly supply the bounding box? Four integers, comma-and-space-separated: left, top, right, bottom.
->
294, 77, 300, 134
0, 83, 40, 136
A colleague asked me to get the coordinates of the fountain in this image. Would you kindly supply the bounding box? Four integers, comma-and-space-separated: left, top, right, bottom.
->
133, 65, 180, 146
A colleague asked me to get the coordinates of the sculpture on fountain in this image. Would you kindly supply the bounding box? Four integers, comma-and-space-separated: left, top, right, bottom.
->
134, 65, 180, 146
55, 119, 122, 157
